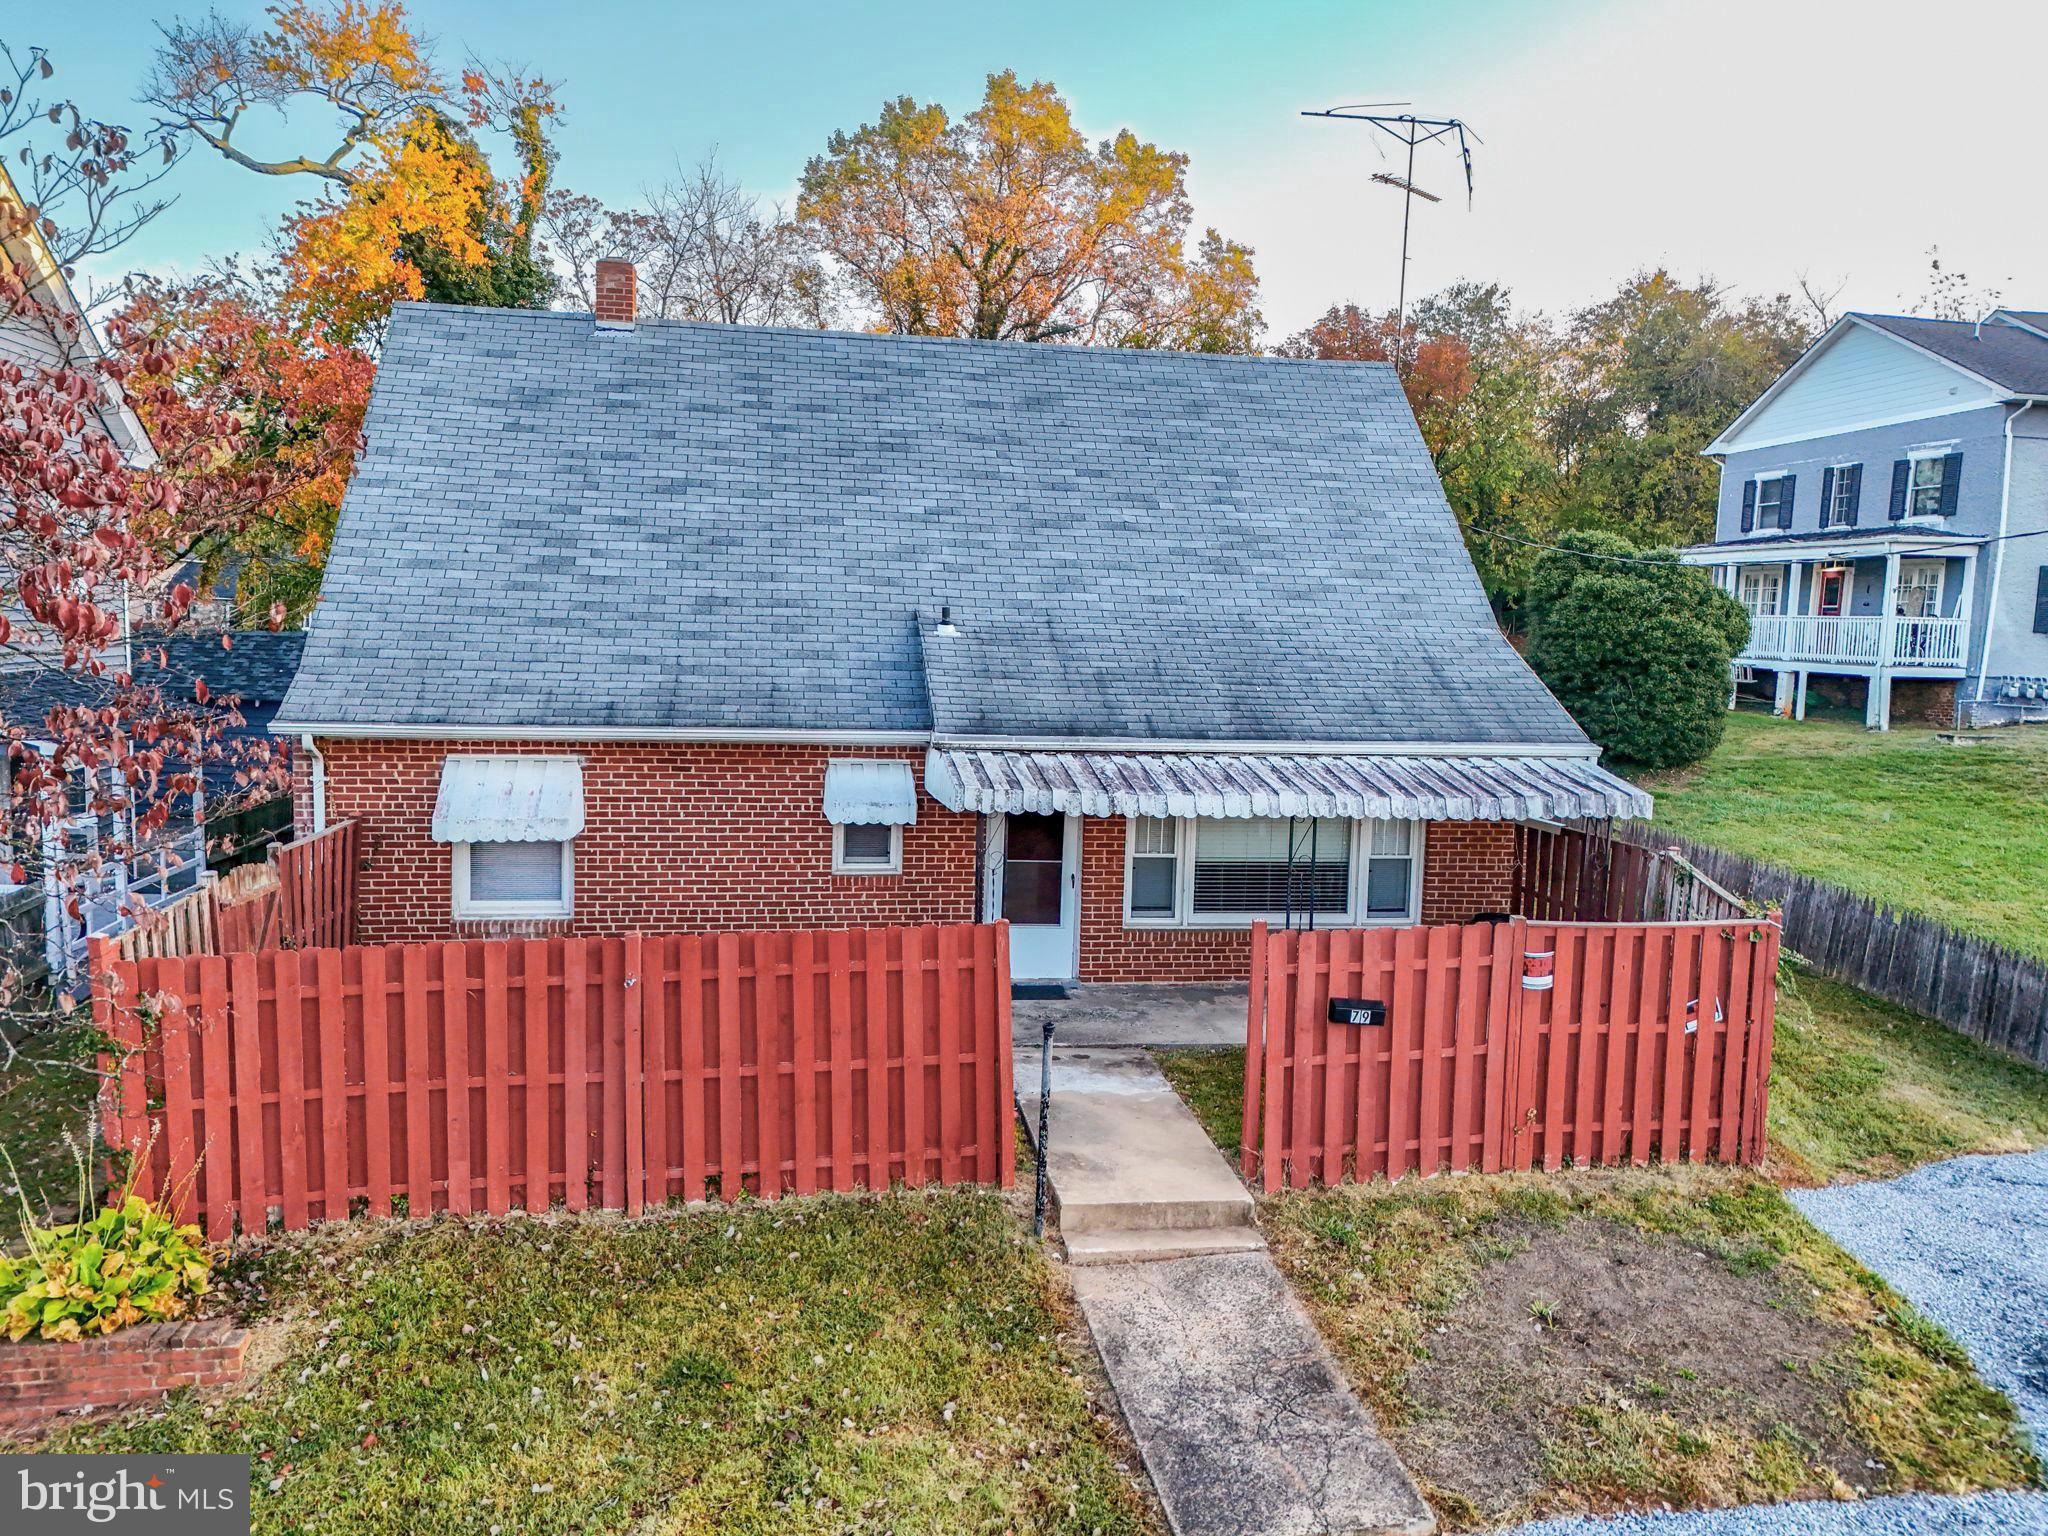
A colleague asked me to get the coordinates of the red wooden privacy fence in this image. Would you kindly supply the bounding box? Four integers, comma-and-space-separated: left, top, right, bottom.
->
1513, 823, 1747, 925
1240, 915, 1780, 1191
116, 820, 360, 963
96, 921, 1014, 1237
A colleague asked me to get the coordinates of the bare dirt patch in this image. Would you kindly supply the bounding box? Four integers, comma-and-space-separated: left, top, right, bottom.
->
1399, 1216, 1868, 1524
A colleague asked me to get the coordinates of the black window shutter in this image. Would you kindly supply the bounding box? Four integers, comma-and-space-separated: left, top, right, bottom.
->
1889, 459, 1910, 520
1818, 467, 1835, 528
2035, 567, 2048, 635
1843, 463, 1862, 525
1938, 452, 1963, 516
1778, 473, 1795, 528
1740, 479, 1756, 532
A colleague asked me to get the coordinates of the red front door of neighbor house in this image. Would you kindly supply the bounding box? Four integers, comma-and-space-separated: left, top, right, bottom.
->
1816, 568, 1846, 617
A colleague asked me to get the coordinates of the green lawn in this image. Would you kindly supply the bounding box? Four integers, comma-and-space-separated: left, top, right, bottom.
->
36, 1192, 1159, 1536
1154, 971, 2048, 1527
0, 1016, 101, 1221
1640, 712, 2048, 962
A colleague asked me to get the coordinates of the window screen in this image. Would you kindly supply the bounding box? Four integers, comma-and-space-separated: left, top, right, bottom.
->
839, 823, 894, 864
1128, 817, 1178, 917
468, 841, 565, 903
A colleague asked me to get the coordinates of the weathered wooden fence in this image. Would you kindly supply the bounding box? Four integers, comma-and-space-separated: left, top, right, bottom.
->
114, 820, 358, 963
1514, 823, 1747, 925
1241, 915, 1780, 1190
97, 921, 1014, 1237
1650, 833, 2048, 1070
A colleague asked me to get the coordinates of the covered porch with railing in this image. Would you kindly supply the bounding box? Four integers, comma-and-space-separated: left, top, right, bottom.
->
1681, 529, 1982, 729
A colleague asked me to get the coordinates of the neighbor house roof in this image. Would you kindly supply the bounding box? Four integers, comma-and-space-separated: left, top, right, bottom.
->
0, 632, 306, 725
1855, 312, 2048, 396
277, 305, 1586, 751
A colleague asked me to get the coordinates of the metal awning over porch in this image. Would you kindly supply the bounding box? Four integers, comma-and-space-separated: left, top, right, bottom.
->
924, 748, 1652, 822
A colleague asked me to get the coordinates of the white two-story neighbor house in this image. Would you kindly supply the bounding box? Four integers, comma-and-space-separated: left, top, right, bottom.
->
1684, 309, 2048, 729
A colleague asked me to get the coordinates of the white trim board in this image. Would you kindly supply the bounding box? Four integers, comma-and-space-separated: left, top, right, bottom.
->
277, 722, 1604, 760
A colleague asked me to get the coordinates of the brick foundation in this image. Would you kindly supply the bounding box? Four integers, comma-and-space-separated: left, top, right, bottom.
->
0, 1319, 248, 1432
306, 739, 1522, 982
1889, 678, 1959, 728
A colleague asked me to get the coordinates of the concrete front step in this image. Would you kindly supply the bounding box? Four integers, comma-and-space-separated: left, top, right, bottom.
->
1014, 1045, 1257, 1235
1064, 1226, 1269, 1266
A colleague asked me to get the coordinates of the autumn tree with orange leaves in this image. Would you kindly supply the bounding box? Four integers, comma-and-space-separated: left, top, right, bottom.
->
797, 71, 1262, 350
117, 275, 374, 625
144, 1, 558, 341
1275, 302, 1474, 454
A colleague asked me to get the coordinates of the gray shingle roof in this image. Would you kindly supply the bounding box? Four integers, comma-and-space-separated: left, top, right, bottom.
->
0, 631, 304, 721
278, 305, 1585, 748
1856, 312, 2048, 395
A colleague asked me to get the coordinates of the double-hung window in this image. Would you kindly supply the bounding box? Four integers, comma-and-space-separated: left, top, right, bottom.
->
1907, 455, 1945, 518
1123, 816, 1421, 928
1821, 464, 1861, 529
833, 822, 901, 874
453, 839, 574, 919
1753, 475, 1790, 530
1127, 817, 1180, 919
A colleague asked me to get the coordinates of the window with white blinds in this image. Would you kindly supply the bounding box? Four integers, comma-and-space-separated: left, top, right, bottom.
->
1123, 816, 1421, 927
1191, 818, 1350, 919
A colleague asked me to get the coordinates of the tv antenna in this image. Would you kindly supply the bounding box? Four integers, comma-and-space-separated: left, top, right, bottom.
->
1301, 103, 1479, 337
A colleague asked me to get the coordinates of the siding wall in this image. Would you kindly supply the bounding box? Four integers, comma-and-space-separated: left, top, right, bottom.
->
308, 740, 1521, 983
1714, 403, 2048, 699
1716, 323, 1997, 453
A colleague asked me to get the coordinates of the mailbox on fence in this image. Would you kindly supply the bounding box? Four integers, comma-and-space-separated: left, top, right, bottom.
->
1326, 997, 1388, 1027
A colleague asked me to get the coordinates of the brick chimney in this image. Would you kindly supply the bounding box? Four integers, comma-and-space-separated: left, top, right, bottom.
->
594, 258, 636, 328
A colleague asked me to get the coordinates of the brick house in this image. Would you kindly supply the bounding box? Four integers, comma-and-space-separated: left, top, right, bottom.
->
274, 262, 1648, 984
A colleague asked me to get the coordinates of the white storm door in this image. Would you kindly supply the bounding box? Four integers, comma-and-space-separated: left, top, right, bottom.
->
1000, 812, 1079, 980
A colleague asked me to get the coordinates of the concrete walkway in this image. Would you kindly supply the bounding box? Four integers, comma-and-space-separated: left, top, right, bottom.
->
1014, 982, 1248, 1047
1022, 1045, 1433, 1535
1016, 1046, 1262, 1263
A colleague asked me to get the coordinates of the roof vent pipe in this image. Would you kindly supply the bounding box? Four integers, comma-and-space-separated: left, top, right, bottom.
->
935, 604, 960, 637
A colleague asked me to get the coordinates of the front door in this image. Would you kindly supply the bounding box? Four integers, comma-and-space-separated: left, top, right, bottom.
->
1001, 813, 1078, 980
1816, 568, 1846, 617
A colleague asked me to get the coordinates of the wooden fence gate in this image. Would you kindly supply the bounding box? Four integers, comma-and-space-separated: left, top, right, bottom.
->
100, 921, 1014, 1237
1241, 916, 1780, 1190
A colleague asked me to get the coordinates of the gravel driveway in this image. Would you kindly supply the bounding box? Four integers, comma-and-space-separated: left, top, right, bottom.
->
1794, 1148, 2048, 1447
1510, 1149, 2048, 1536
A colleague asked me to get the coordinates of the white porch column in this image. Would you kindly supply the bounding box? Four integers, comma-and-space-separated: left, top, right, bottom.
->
1794, 671, 1810, 721
1955, 550, 1979, 668
1872, 549, 1902, 730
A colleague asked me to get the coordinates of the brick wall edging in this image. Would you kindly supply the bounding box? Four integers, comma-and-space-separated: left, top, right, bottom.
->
0, 1317, 248, 1433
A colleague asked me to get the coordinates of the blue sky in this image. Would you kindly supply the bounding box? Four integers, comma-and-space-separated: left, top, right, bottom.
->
25, 0, 2048, 333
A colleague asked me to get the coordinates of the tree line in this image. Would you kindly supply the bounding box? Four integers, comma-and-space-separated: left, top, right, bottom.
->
9, 4, 1875, 630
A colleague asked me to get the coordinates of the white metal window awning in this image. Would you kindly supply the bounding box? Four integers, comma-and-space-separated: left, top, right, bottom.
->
432, 756, 586, 843
925, 748, 1652, 823
822, 759, 918, 826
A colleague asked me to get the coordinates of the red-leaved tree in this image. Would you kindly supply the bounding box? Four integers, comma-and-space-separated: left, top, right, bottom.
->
0, 233, 297, 1039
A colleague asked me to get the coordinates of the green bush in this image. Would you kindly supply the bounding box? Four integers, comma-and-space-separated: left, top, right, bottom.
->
2, 1192, 212, 1342
1525, 529, 1749, 769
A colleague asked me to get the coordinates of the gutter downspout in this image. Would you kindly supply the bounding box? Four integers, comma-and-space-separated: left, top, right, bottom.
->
299, 732, 328, 835
1975, 401, 2036, 707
